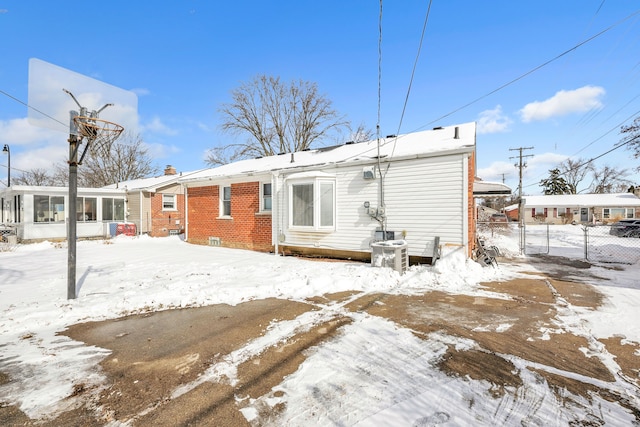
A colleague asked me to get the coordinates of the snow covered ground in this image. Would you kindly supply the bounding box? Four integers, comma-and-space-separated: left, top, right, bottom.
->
1, 225, 639, 425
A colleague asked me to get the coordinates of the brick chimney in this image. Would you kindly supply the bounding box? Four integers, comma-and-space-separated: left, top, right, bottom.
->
164, 165, 177, 176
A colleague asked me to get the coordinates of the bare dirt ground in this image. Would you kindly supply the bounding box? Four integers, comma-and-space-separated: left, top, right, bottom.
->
1, 255, 639, 426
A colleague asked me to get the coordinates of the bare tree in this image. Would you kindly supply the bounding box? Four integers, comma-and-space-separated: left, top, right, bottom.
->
621, 116, 640, 171
12, 168, 58, 186
80, 132, 158, 187
12, 133, 157, 188
589, 164, 632, 193
208, 75, 349, 165
558, 158, 593, 194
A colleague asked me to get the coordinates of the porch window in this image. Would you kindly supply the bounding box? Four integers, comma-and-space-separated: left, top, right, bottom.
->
289, 179, 335, 230
221, 186, 231, 217
162, 194, 176, 211
77, 197, 97, 222
261, 183, 272, 211
103, 198, 125, 221
34, 195, 65, 223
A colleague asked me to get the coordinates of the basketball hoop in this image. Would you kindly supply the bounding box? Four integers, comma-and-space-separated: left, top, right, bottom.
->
73, 116, 124, 154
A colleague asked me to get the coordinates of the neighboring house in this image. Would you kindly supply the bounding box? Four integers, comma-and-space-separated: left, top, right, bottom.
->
473, 179, 512, 222
105, 165, 202, 237
522, 193, 640, 224
504, 204, 519, 222
0, 185, 127, 242
180, 122, 480, 263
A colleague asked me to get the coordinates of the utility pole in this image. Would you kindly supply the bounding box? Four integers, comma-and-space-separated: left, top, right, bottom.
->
509, 147, 534, 225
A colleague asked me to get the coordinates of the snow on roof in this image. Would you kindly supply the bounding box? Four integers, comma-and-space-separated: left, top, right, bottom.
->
180, 122, 476, 184
473, 180, 511, 196
0, 185, 126, 195
524, 193, 640, 207
104, 169, 205, 191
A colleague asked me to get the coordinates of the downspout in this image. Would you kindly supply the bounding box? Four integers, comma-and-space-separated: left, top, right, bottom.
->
139, 190, 143, 236
376, 128, 387, 239
183, 183, 188, 241
272, 172, 279, 256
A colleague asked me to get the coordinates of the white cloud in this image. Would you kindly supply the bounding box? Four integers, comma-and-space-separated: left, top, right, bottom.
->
142, 117, 178, 136
0, 118, 61, 146
477, 160, 516, 181
476, 105, 512, 134
130, 88, 150, 96
519, 86, 605, 123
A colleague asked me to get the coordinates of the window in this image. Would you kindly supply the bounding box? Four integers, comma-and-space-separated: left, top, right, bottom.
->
603, 208, 634, 219
103, 198, 125, 221
34, 195, 65, 223
221, 186, 231, 216
162, 194, 176, 211
77, 197, 97, 222
262, 183, 272, 211
289, 179, 335, 230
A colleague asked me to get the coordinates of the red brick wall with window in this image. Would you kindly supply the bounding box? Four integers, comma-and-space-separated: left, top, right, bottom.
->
150, 193, 185, 237
186, 182, 273, 251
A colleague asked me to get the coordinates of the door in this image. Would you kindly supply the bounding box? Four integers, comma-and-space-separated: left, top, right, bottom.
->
580, 208, 588, 222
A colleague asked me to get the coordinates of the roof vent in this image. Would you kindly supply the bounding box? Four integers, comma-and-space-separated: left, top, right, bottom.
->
454, 126, 460, 139
345, 141, 355, 145
386, 134, 396, 138
433, 126, 444, 130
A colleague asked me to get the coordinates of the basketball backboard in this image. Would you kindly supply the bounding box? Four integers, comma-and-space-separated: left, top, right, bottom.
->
27, 58, 138, 135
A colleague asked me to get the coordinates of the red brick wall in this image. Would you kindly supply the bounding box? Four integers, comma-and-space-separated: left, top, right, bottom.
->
150, 193, 185, 237
186, 182, 273, 251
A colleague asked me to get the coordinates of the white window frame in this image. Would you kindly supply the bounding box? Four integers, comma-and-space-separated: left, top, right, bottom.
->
220, 185, 232, 218
604, 207, 634, 219
288, 178, 335, 231
260, 182, 272, 213
162, 194, 177, 211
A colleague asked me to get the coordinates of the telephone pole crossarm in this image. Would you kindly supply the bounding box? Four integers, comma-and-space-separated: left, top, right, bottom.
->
509, 146, 534, 226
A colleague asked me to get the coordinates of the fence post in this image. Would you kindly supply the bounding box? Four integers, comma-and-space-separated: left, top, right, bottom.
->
582, 225, 589, 260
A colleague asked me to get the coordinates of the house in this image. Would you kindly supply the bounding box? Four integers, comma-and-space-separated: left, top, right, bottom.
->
180, 122, 479, 263
105, 165, 202, 237
521, 193, 640, 224
0, 185, 127, 242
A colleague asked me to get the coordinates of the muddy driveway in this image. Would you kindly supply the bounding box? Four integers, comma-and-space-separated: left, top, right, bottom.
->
1, 257, 639, 426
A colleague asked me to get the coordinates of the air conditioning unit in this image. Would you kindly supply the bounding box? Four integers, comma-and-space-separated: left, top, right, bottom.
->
371, 240, 409, 274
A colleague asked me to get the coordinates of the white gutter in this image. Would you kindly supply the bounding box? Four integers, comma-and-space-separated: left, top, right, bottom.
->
183, 182, 188, 241
139, 190, 143, 236
272, 171, 279, 256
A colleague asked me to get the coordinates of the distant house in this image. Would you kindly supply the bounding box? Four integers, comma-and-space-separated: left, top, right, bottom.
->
0, 185, 127, 242
105, 165, 202, 237
180, 123, 482, 263
521, 193, 640, 224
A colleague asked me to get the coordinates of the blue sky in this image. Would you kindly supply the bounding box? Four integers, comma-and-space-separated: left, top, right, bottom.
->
1, 1, 639, 195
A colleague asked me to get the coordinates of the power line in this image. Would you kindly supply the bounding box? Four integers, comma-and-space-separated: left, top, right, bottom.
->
510, 146, 534, 224
393, 0, 433, 137
522, 108, 640, 189
417, 8, 640, 129
0, 89, 67, 129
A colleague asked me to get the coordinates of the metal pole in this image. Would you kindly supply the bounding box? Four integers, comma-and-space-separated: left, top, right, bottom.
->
2, 144, 9, 187
67, 133, 79, 299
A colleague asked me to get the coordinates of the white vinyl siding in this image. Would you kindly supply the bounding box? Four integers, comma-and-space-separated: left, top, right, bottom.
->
280, 154, 468, 257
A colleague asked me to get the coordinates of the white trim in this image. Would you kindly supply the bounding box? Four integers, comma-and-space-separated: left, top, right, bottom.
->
287, 178, 335, 232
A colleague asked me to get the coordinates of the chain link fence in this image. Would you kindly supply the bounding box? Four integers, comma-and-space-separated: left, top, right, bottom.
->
521, 223, 640, 264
